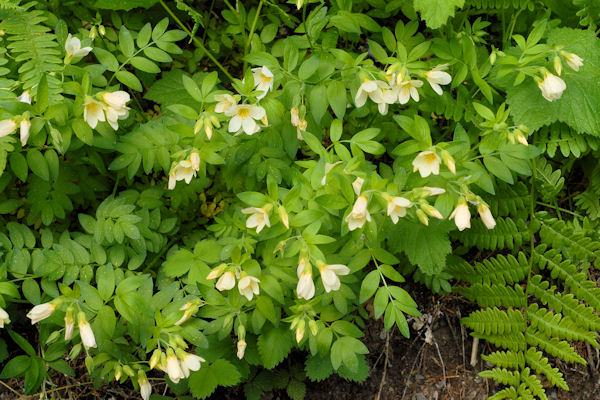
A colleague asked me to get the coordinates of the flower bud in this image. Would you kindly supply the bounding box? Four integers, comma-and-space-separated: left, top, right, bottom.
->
237, 339, 247, 359
421, 203, 443, 219
416, 209, 429, 226
553, 55, 562, 76
295, 320, 306, 343
308, 320, 319, 336
150, 349, 162, 370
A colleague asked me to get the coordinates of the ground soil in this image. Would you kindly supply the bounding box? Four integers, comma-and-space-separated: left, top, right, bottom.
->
1, 285, 599, 400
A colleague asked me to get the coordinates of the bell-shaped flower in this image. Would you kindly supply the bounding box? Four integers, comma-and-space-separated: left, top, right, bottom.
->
425, 66, 452, 95
397, 78, 423, 104
139, 372, 151, 400
102, 91, 130, 111
537, 71, 566, 102
477, 203, 496, 229
84, 97, 106, 129
19, 118, 31, 147
449, 201, 471, 231
242, 206, 271, 233
290, 107, 301, 126
214, 94, 238, 113
355, 78, 388, 107
252, 66, 274, 99
0, 307, 10, 328
78, 314, 97, 350
563, 52, 583, 72
179, 352, 205, 378
225, 104, 266, 135
238, 274, 260, 301
237, 338, 247, 359
27, 301, 58, 324
65, 34, 92, 60
345, 195, 371, 231
0, 119, 17, 138
17, 90, 31, 104
215, 271, 236, 291
352, 177, 364, 195
165, 349, 185, 383
318, 262, 350, 293
64, 307, 75, 340
296, 258, 315, 300
387, 197, 412, 224
412, 151, 441, 178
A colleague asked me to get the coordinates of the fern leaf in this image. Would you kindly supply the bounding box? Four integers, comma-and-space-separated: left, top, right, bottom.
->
473, 332, 527, 352
525, 329, 586, 364
520, 368, 547, 400
539, 122, 600, 158
479, 367, 520, 386
488, 387, 519, 400
483, 181, 530, 218
466, 0, 532, 10
525, 348, 568, 391
528, 304, 598, 346
482, 350, 525, 369
535, 158, 564, 202
456, 283, 526, 308
456, 217, 531, 250
462, 307, 526, 335
538, 217, 600, 262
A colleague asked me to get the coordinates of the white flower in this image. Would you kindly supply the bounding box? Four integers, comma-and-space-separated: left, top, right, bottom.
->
252, 66, 274, 99
237, 338, 247, 359
64, 308, 75, 340
425, 66, 452, 95
352, 177, 364, 195
242, 207, 271, 233
412, 151, 441, 178
139, 375, 151, 400
17, 90, 31, 104
104, 104, 130, 130
290, 107, 300, 126
215, 271, 236, 291
78, 319, 97, 349
355, 79, 388, 107
214, 94, 238, 113
0, 119, 17, 138
65, 34, 92, 58
478, 203, 496, 230
168, 153, 200, 190
423, 186, 446, 196
102, 91, 130, 110
174, 301, 198, 326
238, 275, 260, 301
345, 195, 371, 231
449, 202, 471, 231
225, 104, 266, 135
296, 258, 315, 300
19, 118, 30, 147
0, 307, 10, 328
564, 52, 583, 72
84, 97, 105, 129
397, 79, 423, 104
166, 352, 185, 383
537, 71, 566, 102
319, 263, 350, 293
180, 353, 204, 378
387, 197, 412, 224
295, 320, 305, 343
27, 302, 57, 324
320, 161, 342, 186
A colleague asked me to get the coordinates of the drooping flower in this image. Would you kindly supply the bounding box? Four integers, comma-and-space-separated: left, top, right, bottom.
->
320, 161, 342, 186
65, 34, 92, 60
0, 119, 17, 138
242, 207, 271, 233
278, 205, 290, 229
214, 94, 238, 113
296, 258, 315, 300
355, 78, 388, 107
174, 300, 201, 326
238, 275, 260, 301
225, 104, 266, 135
168, 153, 200, 190
19, 118, 31, 147
166, 349, 185, 383
397, 78, 423, 104
101, 91, 131, 130
352, 177, 364, 195
215, 271, 236, 291
0, 307, 10, 328
345, 195, 371, 231
412, 151, 441, 178
290, 107, 300, 126
252, 66, 274, 99
425, 66, 452, 95
64, 307, 75, 341
387, 197, 412, 224
139, 372, 151, 400
78, 313, 97, 350
423, 186, 446, 196
295, 320, 305, 343
27, 301, 57, 324
563, 52, 583, 72
449, 201, 471, 231
318, 262, 350, 293
206, 264, 227, 281
237, 338, 247, 359
17, 90, 31, 104
83, 97, 106, 129
537, 71, 566, 102
478, 203, 497, 229
179, 352, 205, 378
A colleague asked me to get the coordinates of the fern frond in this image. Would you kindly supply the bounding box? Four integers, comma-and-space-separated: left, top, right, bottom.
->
466, 0, 532, 9
525, 329, 586, 364
535, 158, 564, 203
519, 368, 547, 400
479, 367, 521, 386
0, 0, 22, 10
525, 348, 568, 391
488, 387, 519, 400
462, 307, 526, 335
527, 303, 598, 346
538, 218, 600, 262
473, 331, 527, 351
538, 122, 600, 158
447, 253, 530, 286
0, 2, 62, 97
483, 181, 530, 218
456, 283, 526, 308
482, 350, 525, 369
456, 217, 531, 250
575, 164, 600, 220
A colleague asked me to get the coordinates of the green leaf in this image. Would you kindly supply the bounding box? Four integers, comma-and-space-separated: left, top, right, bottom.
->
258, 326, 294, 369
309, 85, 328, 124
130, 56, 160, 73
94, 0, 158, 10
0, 355, 30, 378
359, 270, 380, 303
385, 219, 452, 275
484, 155, 514, 184
136, 23, 152, 48
26, 150, 49, 181
9, 152, 28, 181
212, 359, 241, 386
8, 330, 36, 357
115, 71, 143, 92
305, 354, 334, 382
327, 81, 346, 120
189, 365, 219, 399
182, 74, 203, 102
286, 379, 306, 400
93, 48, 119, 72
118, 26, 135, 58
414, 0, 465, 29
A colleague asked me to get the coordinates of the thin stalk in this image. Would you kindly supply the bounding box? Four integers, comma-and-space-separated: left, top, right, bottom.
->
159, 0, 234, 81
244, 0, 264, 69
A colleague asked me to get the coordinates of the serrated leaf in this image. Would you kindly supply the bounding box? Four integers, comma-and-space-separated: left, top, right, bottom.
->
257, 326, 294, 369
414, 0, 465, 29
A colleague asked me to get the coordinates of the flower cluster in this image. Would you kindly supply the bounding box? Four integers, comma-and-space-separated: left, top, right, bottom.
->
84, 91, 131, 130
207, 266, 261, 301
168, 151, 200, 190
0, 116, 31, 147
536, 51, 583, 102
149, 347, 204, 384
354, 65, 451, 114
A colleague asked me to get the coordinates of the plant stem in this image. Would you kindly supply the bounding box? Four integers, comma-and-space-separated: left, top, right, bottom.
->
159, 0, 234, 81
244, 0, 264, 69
